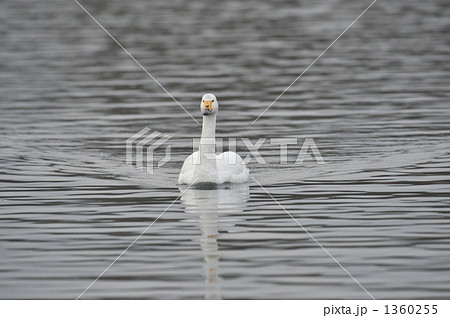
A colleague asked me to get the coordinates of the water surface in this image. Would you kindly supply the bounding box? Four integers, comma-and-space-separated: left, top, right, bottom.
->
1, 0, 449, 299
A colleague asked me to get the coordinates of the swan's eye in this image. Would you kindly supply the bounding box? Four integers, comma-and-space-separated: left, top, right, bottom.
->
212, 100, 215, 102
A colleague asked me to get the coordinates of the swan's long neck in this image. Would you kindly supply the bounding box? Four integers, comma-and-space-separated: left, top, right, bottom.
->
194, 114, 217, 183
200, 114, 216, 154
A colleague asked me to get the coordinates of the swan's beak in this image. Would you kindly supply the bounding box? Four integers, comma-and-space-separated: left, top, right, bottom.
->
202, 100, 213, 116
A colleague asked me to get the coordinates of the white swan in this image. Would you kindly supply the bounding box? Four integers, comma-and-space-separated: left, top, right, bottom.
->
178, 94, 249, 185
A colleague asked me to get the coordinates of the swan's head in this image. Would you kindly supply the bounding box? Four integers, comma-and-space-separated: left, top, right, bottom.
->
201, 93, 218, 116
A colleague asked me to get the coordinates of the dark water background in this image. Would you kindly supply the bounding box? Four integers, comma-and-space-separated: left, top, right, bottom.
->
0, 0, 449, 299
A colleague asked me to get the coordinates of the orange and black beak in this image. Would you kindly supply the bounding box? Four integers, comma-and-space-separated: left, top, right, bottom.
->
202, 100, 213, 116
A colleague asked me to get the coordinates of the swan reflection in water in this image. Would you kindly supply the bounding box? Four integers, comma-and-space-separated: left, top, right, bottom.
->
179, 183, 249, 299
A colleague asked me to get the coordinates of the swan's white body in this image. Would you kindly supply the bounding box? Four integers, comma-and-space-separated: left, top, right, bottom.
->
179, 151, 249, 184
178, 94, 249, 185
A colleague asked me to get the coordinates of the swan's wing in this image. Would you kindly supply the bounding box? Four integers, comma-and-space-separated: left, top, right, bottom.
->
216, 151, 249, 183
178, 151, 199, 184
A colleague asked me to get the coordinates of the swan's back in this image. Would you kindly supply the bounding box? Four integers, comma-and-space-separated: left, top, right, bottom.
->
178, 151, 248, 185
216, 151, 249, 184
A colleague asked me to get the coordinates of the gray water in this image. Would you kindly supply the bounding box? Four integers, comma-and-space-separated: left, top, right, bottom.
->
1, 0, 449, 299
